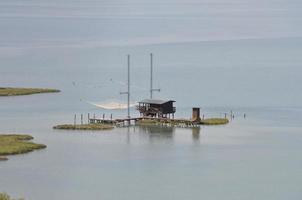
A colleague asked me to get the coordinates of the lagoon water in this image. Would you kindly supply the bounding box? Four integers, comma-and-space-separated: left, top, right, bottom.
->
1, 0, 302, 199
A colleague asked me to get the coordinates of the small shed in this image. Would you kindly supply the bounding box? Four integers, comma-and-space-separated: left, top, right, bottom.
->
137, 99, 176, 118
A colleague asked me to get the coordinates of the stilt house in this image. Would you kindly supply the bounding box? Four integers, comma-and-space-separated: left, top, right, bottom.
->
137, 99, 176, 118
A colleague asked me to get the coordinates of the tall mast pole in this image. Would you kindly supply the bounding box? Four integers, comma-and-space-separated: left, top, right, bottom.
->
127, 54, 130, 119
150, 53, 153, 99
150, 53, 160, 99
120, 55, 131, 120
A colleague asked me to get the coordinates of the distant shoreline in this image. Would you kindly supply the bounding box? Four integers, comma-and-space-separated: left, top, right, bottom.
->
0, 87, 60, 96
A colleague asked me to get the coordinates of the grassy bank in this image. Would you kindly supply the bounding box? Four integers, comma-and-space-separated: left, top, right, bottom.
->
136, 118, 229, 126
53, 124, 114, 130
0, 87, 60, 96
0, 134, 46, 156
0, 192, 24, 200
199, 118, 229, 125
135, 119, 158, 126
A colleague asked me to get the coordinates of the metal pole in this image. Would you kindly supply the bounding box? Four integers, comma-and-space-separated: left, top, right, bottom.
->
150, 53, 160, 99
120, 55, 131, 123
150, 53, 153, 99
127, 54, 130, 119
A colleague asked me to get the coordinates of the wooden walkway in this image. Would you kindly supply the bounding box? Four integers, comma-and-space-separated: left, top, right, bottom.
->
89, 116, 200, 127
89, 117, 142, 124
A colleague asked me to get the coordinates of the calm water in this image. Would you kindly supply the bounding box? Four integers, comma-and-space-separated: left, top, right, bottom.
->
1, 0, 302, 199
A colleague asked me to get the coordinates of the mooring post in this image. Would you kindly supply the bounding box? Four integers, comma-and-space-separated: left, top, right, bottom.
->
88, 113, 90, 123
81, 114, 83, 125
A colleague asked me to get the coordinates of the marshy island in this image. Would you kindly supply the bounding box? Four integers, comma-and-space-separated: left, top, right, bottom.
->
0, 134, 46, 161
53, 102, 229, 131
0, 87, 60, 96
53, 55, 230, 131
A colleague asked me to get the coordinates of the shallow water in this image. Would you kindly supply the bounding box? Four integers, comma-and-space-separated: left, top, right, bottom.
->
1, 99, 302, 200
1, 0, 302, 199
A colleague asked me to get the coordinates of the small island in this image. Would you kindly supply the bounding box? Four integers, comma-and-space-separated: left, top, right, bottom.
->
0, 87, 60, 96
53, 124, 114, 130
0, 134, 46, 161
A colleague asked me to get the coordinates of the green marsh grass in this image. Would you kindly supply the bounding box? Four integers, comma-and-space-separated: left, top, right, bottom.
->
53, 124, 114, 130
199, 118, 229, 125
0, 87, 60, 96
0, 134, 46, 156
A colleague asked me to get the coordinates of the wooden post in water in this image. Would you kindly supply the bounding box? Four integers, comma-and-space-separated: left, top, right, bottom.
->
81, 114, 83, 125
88, 113, 90, 123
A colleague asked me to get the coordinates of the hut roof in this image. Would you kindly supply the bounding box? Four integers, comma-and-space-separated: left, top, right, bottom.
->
138, 99, 175, 105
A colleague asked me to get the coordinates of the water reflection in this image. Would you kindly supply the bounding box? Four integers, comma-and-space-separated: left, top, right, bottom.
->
124, 125, 201, 144
192, 126, 201, 145
136, 125, 175, 145
126, 126, 130, 144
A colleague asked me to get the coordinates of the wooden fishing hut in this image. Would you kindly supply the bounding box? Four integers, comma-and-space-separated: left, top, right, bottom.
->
137, 99, 176, 118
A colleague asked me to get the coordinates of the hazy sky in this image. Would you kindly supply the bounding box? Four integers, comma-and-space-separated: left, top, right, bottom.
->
1, 0, 302, 51
1, 0, 302, 107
